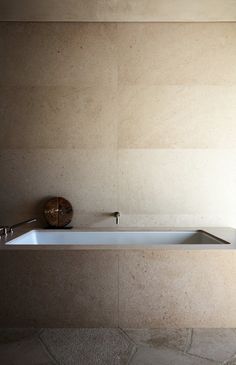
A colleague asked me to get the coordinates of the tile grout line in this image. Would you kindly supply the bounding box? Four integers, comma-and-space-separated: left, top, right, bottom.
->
118, 328, 138, 365
185, 351, 220, 364
184, 328, 193, 353
38, 328, 45, 336
126, 344, 138, 365
183, 329, 219, 364
38, 332, 59, 365
118, 328, 137, 347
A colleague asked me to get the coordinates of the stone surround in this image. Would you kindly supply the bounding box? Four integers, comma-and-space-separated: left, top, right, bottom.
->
1, 248, 236, 328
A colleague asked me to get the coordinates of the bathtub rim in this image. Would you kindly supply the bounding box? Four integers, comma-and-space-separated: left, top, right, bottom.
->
0, 227, 235, 250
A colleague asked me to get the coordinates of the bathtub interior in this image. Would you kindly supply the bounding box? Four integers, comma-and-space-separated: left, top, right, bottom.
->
5, 230, 228, 245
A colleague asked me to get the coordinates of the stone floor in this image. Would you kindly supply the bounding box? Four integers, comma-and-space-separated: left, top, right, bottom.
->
0, 328, 236, 364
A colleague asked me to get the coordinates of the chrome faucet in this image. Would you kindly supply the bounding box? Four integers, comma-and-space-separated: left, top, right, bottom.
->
113, 212, 120, 225
0, 226, 7, 237
0, 218, 37, 238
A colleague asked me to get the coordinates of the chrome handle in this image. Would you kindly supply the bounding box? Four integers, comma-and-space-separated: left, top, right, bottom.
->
113, 212, 120, 225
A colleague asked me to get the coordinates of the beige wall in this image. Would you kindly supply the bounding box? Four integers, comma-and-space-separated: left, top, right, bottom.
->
0, 22, 236, 227
1, 0, 236, 21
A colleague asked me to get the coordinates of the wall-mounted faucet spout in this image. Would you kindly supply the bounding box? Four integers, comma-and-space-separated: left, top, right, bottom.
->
113, 212, 120, 225
10, 218, 37, 233
0, 218, 37, 238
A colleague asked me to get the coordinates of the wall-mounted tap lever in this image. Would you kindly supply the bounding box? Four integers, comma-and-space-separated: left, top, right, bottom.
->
113, 212, 120, 225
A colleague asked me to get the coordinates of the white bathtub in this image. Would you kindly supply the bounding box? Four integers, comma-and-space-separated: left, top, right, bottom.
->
5, 229, 229, 246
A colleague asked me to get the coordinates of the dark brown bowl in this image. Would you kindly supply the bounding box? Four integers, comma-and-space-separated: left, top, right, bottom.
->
44, 197, 73, 228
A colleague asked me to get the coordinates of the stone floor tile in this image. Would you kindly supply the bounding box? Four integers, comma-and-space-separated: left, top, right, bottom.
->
129, 346, 216, 365
0, 337, 54, 365
188, 329, 236, 362
40, 328, 135, 365
0, 328, 38, 343
124, 328, 189, 351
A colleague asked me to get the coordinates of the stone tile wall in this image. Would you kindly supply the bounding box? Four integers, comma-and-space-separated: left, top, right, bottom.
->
1, 23, 236, 227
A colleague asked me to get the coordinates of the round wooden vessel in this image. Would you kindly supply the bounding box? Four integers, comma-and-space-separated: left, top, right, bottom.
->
44, 197, 73, 228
